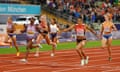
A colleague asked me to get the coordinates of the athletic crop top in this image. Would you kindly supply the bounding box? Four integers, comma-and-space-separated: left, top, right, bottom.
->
50, 24, 58, 33
102, 22, 113, 33
27, 25, 36, 36
75, 24, 85, 36
7, 23, 13, 29
6, 22, 14, 33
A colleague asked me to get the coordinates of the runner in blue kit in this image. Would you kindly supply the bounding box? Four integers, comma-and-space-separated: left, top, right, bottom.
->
100, 14, 117, 61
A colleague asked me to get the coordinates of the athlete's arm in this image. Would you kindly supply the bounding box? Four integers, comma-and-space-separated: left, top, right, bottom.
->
6, 24, 15, 33
86, 25, 97, 36
100, 24, 104, 37
42, 23, 48, 31
63, 25, 74, 32
112, 23, 117, 31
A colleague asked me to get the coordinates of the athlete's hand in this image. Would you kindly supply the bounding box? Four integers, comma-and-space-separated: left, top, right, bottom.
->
14, 30, 21, 34
57, 31, 62, 35
99, 34, 102, 39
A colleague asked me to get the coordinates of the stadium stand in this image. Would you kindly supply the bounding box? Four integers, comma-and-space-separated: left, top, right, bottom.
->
0, 0, 120, 45
43, 0, 120, 24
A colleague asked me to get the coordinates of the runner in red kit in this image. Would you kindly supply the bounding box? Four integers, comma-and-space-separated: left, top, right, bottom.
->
63, 18, 98, 66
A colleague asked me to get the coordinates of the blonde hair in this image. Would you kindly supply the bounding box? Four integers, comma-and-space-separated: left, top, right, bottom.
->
104, 13, 112, 21
7, 16, 13, 23
40, 14, 47, 21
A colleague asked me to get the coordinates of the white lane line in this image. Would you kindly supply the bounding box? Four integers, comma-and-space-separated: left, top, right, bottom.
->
30, 52, 120, 61
3, 59, 120, 72
102, 68, 120, 72
0, 51, 120, 68
0, 46, 119, 58
37, 57, 120, 67
0, 46, 119, 71
21, 49, 120, 61
53, 62, 120, 72
3, 66, 59, 72
2, 56, 120, 72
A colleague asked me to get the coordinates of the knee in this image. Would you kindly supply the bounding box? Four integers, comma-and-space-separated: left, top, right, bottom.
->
108, 43, 111, 46
81, 41, 85, 46
26, 46, 30, 51
76, 47, 80, 51
26, 44, 31, 49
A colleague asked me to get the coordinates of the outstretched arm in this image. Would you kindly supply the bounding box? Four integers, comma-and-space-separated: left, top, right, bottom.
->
86, 25, 97, 36
63, 25, 74, 32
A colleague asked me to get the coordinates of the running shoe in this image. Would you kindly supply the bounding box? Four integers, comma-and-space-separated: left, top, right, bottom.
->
16, 52, 20, 56
34, 53, 39, 57
108, 57, 112, 61
38, 44, 42, 48
81, 59, 85, 66
20, 59, 27, 63
10, 45, 12, 48
50, 53, 54, 57
54, 43, 57, 48
85, 56, 89, 64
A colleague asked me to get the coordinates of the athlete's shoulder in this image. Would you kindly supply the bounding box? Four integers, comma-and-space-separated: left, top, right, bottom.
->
82, 23, 85, 25
75, 24, 78, 25
102, 21, 106, 25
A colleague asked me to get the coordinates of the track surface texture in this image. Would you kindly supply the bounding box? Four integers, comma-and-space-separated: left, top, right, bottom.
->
0, 46, 120, 72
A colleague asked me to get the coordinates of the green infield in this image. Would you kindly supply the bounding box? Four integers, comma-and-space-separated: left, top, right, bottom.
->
0, 39, 120, 54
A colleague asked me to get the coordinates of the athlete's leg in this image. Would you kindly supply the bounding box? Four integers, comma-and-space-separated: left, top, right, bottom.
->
76, 40, 86, 59
107, 37, 112, 61
8, 38, 12, 48
11, 36, 20, 56
51, 36, 57, 57
80, 40, 86, 59
101, 37, 107, 49
44, 34, 56, 46
5, 35, 12, 48
34, 34, 43, 57
76, 40, 87, 66
24, 39, 32, 60
44, 34, 51, 45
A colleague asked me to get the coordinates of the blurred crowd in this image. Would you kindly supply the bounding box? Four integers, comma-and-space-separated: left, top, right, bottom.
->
0, 0, 120, 24
46, 0, 120, 24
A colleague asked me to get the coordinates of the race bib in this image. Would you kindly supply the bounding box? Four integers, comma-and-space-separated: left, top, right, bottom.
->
27, 31, 34, 34
76, 29, 84, 36
104, 27, 110, 32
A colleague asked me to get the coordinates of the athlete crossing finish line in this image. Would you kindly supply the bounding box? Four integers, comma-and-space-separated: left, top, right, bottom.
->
62, 18, 98, 66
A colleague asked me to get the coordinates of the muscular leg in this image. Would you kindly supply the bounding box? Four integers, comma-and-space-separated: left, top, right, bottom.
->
101, 37, 107, 49
24, 40, 32, 60
51, 37, 57, 56
44, 34, 56, 46
76, 40, 86, 59
45, 35, 51, 45
107, 37, 112, 61
11, 36, 19, 52
34, 34, 43, 56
